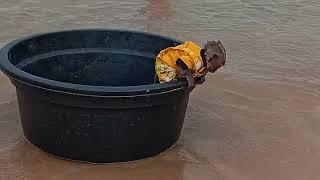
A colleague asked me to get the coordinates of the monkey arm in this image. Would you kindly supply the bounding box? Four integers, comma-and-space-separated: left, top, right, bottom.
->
176, 59, 195, 89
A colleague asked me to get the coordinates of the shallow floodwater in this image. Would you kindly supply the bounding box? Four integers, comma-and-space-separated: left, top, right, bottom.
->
0, 0, 320, 179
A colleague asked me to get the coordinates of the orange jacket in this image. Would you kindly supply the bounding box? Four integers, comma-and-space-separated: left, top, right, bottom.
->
155, 41, 204, 83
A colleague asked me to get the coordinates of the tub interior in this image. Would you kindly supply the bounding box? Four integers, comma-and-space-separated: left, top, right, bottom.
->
8, 30, 179, 86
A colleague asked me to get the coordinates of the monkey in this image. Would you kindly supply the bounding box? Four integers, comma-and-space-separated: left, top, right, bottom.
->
155, 40, 226, 89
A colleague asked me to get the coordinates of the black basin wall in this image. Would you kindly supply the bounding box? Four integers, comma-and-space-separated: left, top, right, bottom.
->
0, 29, 190, 163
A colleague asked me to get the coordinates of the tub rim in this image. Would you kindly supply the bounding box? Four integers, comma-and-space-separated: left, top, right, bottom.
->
0, 29, 188, 96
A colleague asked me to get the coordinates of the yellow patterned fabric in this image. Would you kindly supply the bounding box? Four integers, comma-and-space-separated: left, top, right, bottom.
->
155, 41, 204, 83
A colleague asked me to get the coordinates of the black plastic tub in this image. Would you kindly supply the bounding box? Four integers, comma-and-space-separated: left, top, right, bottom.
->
0, 29, 190, 163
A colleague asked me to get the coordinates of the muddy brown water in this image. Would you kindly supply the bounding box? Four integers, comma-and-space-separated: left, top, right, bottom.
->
1, 0, 320, 179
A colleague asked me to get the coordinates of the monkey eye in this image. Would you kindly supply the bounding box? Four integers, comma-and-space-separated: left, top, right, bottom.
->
212, 54, 218, 59
208, 54, 218, 62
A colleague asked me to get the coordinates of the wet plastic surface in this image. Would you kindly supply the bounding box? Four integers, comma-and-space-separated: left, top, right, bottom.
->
0, 29, 190, 163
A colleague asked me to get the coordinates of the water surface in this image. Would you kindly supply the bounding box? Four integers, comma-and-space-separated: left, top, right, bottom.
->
1, 0, 320, 179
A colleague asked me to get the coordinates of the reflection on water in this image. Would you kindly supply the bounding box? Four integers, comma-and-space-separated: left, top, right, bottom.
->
1, 0, 320, 179
143, 0, 174, 32
1, 140, 186, 180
